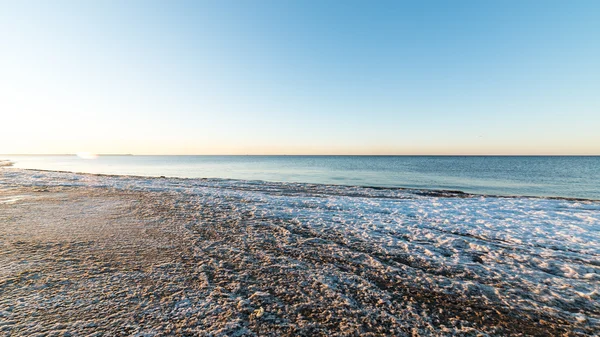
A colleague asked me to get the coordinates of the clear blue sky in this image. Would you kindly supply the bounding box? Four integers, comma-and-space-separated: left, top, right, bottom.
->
1, 0, 599, 154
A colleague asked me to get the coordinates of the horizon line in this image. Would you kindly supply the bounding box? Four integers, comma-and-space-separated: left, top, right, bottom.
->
2, 154, 600, 157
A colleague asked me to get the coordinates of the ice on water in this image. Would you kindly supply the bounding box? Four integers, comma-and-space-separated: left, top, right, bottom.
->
2, 168, 599, 326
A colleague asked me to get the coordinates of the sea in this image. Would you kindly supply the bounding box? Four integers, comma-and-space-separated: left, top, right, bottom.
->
2, 155, 599, 200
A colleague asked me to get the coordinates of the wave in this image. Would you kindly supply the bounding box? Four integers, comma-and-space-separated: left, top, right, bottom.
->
5, 166, 599, 202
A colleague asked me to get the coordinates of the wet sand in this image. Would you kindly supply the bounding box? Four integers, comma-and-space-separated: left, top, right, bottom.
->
0, 174, 597, 336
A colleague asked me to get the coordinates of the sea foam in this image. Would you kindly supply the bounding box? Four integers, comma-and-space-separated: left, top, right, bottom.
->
1, 168, 599, 329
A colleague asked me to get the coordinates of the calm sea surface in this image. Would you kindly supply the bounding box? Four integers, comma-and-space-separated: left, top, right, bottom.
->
2, 155, 599, 200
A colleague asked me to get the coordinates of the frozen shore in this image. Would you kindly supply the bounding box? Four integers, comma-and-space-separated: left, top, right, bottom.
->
1, 168, 599, 336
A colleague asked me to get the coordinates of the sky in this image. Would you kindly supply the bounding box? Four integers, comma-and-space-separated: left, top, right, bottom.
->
1, 0, 599, 155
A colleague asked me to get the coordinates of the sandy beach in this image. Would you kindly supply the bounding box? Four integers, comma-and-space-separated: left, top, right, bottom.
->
1, 168, 598, 336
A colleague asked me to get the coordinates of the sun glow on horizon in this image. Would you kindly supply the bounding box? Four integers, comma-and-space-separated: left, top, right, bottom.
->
76, 152, 99, 160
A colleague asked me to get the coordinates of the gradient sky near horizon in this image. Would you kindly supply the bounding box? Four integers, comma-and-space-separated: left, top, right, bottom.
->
1, 1, 599, 155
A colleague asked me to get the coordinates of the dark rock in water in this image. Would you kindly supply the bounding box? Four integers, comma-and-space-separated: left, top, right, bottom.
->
472, 255, 485, 264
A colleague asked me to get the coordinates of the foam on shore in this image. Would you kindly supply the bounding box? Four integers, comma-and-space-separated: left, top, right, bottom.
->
1, 167, 599, 334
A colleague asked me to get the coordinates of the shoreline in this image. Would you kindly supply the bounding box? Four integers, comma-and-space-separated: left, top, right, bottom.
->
6, 166, 600, 202
1, 168, 599, 335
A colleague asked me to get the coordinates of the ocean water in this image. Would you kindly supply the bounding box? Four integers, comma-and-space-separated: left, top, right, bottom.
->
2, 155, 599, 200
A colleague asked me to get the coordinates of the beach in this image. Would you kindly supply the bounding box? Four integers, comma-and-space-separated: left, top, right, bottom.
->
1, 168, 598, 336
